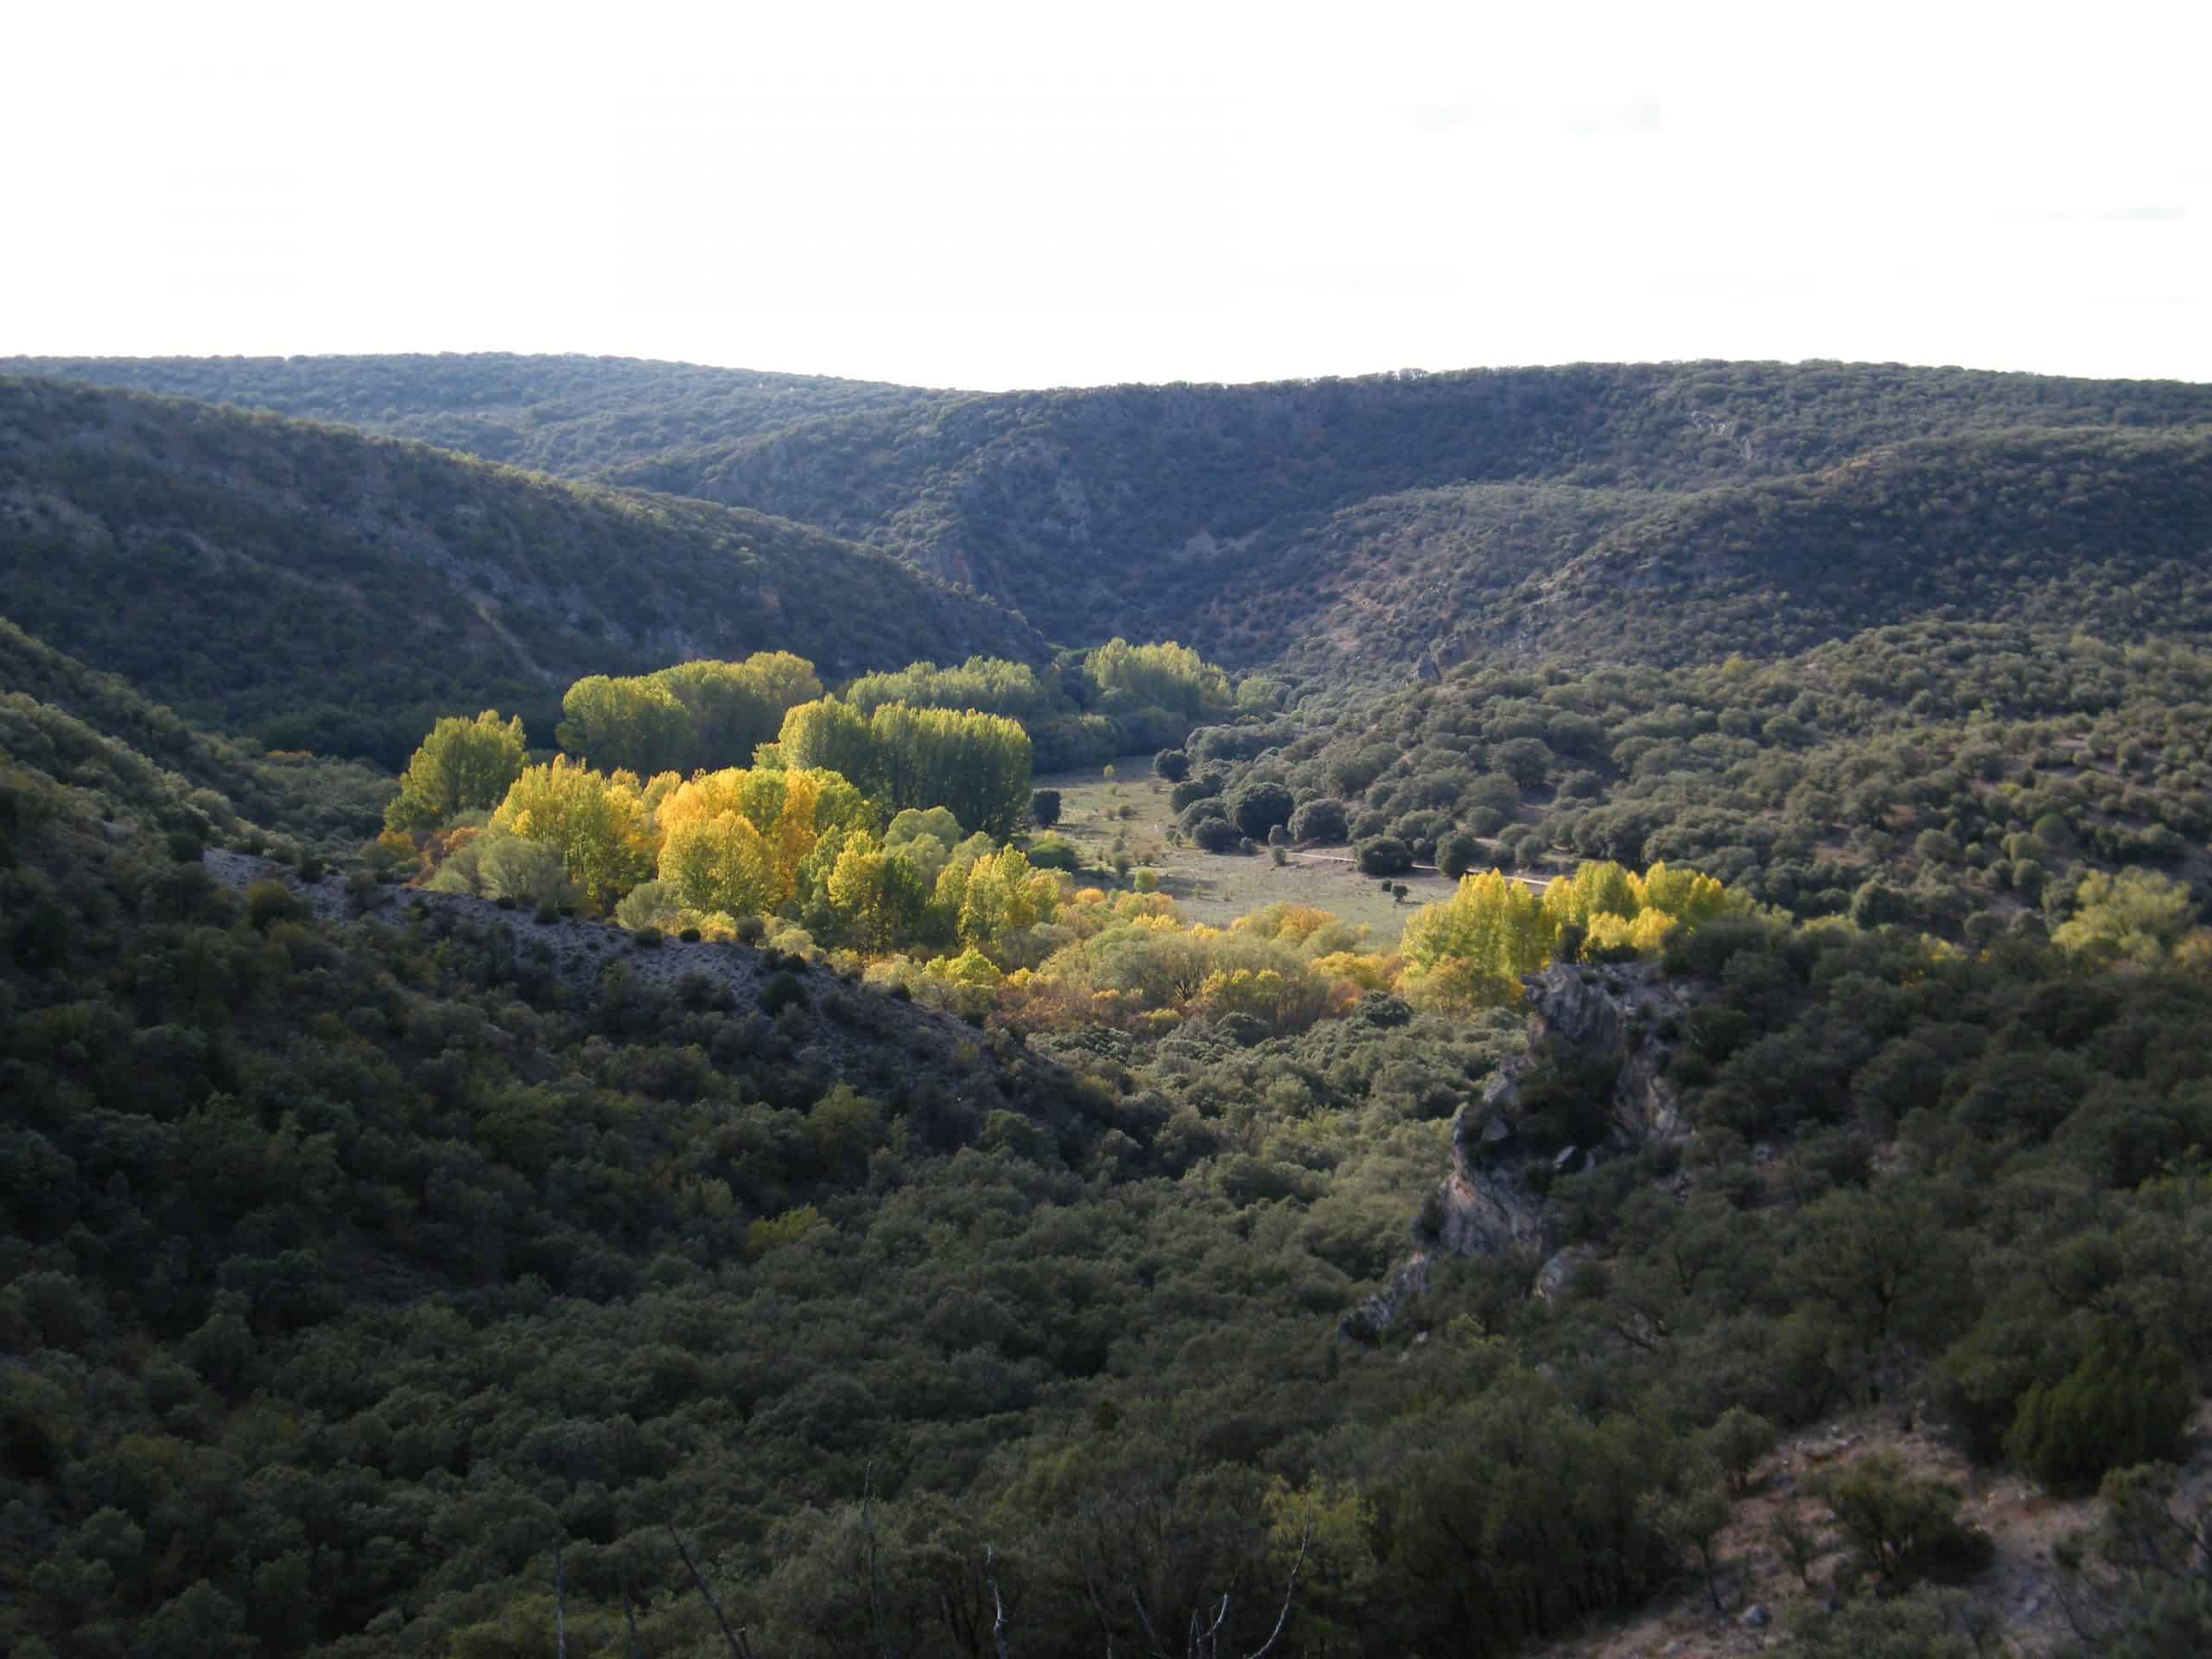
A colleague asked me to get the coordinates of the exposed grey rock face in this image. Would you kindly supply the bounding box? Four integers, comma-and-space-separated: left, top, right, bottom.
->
1534, 1248, 1592, 1301
1521, 962, 1690, 1144
1436, 1161, 1548, 1258
1347, 961, 1697, 1337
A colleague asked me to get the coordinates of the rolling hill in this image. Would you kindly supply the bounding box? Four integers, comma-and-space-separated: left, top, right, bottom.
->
0, 351, 950, 478
602, 360, 2212, 658
0, 376, 1046, 765
1223, 424, 2212, 680
6, 349, 2212, 1659
15, 357, 2211, 682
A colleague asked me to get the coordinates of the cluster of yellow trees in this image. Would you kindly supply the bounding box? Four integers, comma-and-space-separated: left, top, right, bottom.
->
2050, 868, 2212, 972
1399, 861, 1732, 1010
855, 862, 1734, 1037
380, 702, 1735, 1035
390, 642, 1236, 867
409, 747, 1070, 967
414, 744, 1733, 1026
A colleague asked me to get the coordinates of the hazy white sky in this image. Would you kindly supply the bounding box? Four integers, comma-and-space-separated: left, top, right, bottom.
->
7, 1, 2207, 388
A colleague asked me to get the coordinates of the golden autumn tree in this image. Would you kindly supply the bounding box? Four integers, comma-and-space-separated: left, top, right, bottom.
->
1633, 862, 1732, 926
653, 766, 870, 914
938, 847, 1063, 952
1539, 860, 1642, 934
492, 758, 654, 907
823, 831, 933, 951
1402, 870, 1552, 998
659, 810, 777, 917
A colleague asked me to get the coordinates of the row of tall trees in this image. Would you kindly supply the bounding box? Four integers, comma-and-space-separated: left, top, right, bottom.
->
838, 641, 1239, 767
843, 655, 1061, 722
778, 700, 1033, 838
556, 651, 823, 776
1084, 637, 1234, 721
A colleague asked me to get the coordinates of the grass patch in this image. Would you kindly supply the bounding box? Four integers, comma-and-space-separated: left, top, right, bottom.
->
1038, 764, 1556, 942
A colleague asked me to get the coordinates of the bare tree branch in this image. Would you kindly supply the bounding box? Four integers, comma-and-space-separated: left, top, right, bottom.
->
1240, 1516, 1312, 1659
1192, 1594, 1230, 1659
670, 1523, 756, 1659
985, 1546, 1011, 1659
1128, 1583, 1174, 1659
620, 1565, 647, 1659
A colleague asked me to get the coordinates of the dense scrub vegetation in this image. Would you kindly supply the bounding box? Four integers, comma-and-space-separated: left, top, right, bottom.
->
1198, 620, 2212, 938
1508, 425, 2212, 666
1232, 425, 2212, 681
0, 617, 389, 850
0, 378, 1045, 766
8, 666, 2212, 1657
8, 351, 2212, 1656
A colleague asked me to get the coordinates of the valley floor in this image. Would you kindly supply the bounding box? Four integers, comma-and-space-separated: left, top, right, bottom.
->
1039, 765, 1558, 940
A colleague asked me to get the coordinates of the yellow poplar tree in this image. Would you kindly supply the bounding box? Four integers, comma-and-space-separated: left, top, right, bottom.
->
949, 848, 1061, 950
1633, 862, 1730, 925
823, 830, 931, 951
1405, 870, 1553, 982
493, 758, 653, 906
660, 811, 777, 916
1540, 861, 1642, 933
655, 766, 869, 912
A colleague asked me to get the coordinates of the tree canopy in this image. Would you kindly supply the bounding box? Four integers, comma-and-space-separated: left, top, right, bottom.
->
382, 709, 526, 833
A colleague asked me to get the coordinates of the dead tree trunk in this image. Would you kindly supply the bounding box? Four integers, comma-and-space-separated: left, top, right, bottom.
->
555, 1540, 568, 1659
620, 1565, 647, 1659
671, 1524, 757, 1659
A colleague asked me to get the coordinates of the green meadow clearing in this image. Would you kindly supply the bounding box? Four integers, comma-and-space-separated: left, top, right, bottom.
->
1035, 764, 1559, 944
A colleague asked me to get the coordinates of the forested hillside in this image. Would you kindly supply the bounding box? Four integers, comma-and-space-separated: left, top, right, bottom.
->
0, 378, 1045, 766
1197, 424, 2212, 678
8, 620, 2212, 1657
1187, 620, 2212, 931
607, 361, 2212, 658
0, 353, 950, 478
16, 356, 2209, 677
7, 351, 2212, 1657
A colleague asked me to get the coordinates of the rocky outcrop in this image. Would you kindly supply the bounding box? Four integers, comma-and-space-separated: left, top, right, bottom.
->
1348, 961, 1695, 1336
1478, 962, 1691, 1146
